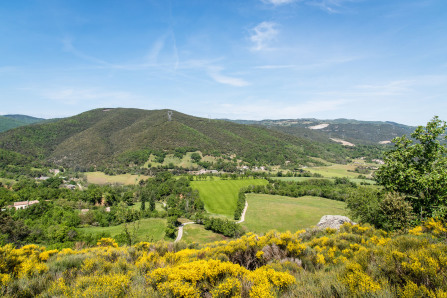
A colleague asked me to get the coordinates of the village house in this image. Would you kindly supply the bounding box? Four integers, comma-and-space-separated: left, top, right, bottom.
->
11, 200, 40, 210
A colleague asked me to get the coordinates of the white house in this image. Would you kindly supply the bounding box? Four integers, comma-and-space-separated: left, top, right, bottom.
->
12, 200, 39, 210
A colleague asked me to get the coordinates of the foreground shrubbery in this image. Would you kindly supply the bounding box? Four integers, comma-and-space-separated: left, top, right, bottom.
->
1, 219, 446, 297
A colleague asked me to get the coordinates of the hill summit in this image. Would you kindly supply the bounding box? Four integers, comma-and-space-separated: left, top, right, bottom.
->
0, 108, 345, 169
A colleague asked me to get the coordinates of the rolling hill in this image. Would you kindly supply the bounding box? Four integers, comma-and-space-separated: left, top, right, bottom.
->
0, 108, 354, 169
0, 114, 45, 132
229, 118, 415, 146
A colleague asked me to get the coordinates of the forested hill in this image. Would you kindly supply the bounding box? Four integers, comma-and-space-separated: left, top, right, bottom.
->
229, 118, 415, 146
0, 108, 355, 169
0, 114, 45, 132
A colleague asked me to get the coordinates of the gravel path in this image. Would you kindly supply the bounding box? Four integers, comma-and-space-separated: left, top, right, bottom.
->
236, 201, 248, 224
175, 200, 248, 242
174, 222, 194, 243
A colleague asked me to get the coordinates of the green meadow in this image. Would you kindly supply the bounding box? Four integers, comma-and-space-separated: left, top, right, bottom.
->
305, 159, 378, 179
191, 179, 268, 217
181, 224, 228, 244
242, 194, 347, 234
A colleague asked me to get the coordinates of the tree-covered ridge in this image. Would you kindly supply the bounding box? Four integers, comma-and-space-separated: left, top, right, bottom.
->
0, 108, 362, 170
230, 118, 415, 145
0, 115, 44, 133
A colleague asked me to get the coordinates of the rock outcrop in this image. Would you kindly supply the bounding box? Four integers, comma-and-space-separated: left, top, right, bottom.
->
317, 215, 355, 229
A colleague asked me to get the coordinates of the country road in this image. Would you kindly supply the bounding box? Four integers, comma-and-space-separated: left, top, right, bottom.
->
175, 201, 248, 242
236, 201, 248, 224
174, 222, 194, 243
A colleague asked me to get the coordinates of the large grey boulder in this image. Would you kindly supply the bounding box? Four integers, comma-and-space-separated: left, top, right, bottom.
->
317, 215, 355, 230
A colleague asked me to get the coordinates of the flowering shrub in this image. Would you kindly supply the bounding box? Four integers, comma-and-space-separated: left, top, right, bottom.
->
1, 219, 447, 297
97, 237, 119, 248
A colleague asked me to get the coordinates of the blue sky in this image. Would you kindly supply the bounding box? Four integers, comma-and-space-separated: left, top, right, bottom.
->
0, 0, 446, 125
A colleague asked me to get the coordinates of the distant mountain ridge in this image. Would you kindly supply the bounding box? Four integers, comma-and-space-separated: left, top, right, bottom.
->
0, 114, 45, 132
0, 108, 353, 169
227, 118, 415, 145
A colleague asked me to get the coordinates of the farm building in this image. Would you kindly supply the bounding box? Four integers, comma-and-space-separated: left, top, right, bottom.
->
11, 200, 40, 210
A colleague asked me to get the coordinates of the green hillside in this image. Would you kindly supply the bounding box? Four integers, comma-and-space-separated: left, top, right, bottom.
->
0, 108, 354, 169
230, 118, 415, 146
0, 114, 44, 132
0, 115, 44, 132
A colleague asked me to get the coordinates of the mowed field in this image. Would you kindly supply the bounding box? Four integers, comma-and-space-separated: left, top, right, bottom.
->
181, 224, 228, 244
306, 164, 361, 178
78, 218, 166, 242
191, 179, 268, 217
242, 194, 347, 234
85, 172, 149, 185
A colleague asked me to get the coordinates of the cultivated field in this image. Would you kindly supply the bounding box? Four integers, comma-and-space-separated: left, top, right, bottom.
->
191, 179, 268, 217
242, 194, 347, 234
85, 172, 149, 185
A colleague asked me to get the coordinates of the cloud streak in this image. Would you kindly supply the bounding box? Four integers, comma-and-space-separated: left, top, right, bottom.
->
250, 22, 278, 51
307, 0, 359, 14
261, 0, 298, 5
43, 87, 138, 105
208, 67, 250, 87
217, 99, 347, 119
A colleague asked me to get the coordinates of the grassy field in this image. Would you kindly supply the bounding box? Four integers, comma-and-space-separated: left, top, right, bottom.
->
306, 164, 360, 178
85, 172, 149, 185
242, 194, 347, 234
273, 177, 376, 185
191, 179, 268, 217
79, 218, 166, 242
181, 224, 228, 244
305, 159, 379, 179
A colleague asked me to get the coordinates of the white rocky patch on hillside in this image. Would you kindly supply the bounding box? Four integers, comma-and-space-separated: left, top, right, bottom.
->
330, 138, 355, 147
308, 123, 329, 130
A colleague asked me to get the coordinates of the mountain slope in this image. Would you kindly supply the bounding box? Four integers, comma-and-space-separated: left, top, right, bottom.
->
0, 108, 351, 169
230, 118, 415, 146
0, 114, 45, 132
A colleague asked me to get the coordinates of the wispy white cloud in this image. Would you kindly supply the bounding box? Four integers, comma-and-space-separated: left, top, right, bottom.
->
62, 37, 175, 71
169, 30, 179, 71
62, 37, 112, 66
307, 0, 360, 14
353, 76, 447, 96
250, 22, 279, 51
217, 99, 347, 119
261, 0, 298, 5
43, 87, 138, 105
145, 36, 166, 64
254, 56, 361, 70
208, 67, 250, 87
255, 64, 296, 70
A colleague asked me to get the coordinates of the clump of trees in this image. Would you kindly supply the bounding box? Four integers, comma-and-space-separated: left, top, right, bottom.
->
375, 116, 447, 219
348, 117, 447, 231
138, 172, 204, 238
